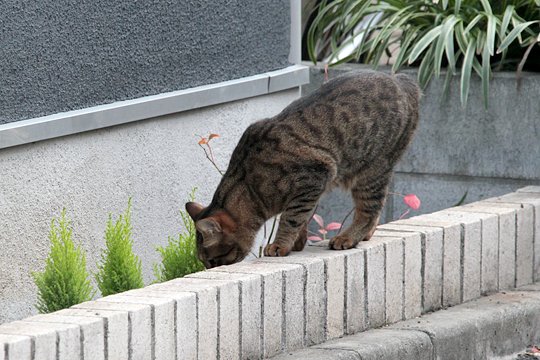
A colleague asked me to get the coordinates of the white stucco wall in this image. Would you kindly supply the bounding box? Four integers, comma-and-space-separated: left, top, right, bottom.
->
0, 88, 299, 323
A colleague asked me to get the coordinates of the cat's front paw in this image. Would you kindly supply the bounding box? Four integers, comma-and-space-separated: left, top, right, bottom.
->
264, 242, 292, 257
329, 235, 357, 250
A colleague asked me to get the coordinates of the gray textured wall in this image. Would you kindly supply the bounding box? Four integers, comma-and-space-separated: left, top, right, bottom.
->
303, 64, 540, 226
0, 0, 290, 124
0, 88, 299, 324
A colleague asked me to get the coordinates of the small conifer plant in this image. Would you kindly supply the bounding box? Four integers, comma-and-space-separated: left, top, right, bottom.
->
95, 198, 144, 296
154, 188, 205, 282
32, 209, 94, 313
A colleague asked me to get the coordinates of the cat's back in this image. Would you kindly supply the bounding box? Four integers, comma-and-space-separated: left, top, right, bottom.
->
284, 70, 420, 117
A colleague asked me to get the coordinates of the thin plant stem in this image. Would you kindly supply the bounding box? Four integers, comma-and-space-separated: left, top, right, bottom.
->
198, 143, 224, 175
338, 207, 355, 234
398, 208, 411, 220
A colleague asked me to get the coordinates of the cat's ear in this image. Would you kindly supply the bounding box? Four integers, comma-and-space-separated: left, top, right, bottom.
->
195, 218, 222, 235
186, 202, 205, 220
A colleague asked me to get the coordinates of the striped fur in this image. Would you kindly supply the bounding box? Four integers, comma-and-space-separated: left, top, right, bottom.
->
186, 71, 420, 268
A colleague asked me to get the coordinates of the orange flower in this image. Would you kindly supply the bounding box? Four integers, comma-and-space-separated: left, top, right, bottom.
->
209, 133, 220, 140
198, 137, 208, 145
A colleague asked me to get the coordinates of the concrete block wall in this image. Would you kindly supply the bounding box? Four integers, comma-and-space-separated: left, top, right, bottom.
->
1, 187, 538, 359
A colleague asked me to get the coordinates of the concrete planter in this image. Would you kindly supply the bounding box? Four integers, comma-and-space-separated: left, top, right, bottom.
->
1, 188, 539, 359
302, 63, 540, 224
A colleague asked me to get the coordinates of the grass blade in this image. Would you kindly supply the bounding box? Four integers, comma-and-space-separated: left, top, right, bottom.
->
486, 14, 497, 55
497, 21, 539, 53
445, 20, 457, 72
461, 37, 476, 107
500, 5, 515, 37
479, 0, 492, 14
418, 45, 435, 88
408, 25, 443, 64
392, 29, 418, 73
481, 41, 491, 108
454, 0, 462, 13
464, 14, 483, 34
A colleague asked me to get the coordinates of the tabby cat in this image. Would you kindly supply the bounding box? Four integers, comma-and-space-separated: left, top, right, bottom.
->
186, 70, 420, 268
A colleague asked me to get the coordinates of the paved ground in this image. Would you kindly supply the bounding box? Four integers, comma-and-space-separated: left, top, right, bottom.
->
272, 284, 540, 360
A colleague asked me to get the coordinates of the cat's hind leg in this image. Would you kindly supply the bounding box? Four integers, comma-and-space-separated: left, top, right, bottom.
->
330, 175, 390, 250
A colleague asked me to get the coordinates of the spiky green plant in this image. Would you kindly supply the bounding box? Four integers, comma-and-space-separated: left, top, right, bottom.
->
154, 188, 205, 282
95, 198, 144, 296
306, 0, 540, 107
32, 209, 94, 313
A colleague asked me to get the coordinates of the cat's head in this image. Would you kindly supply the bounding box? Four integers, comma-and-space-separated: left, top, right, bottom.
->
185, 202, 249, 268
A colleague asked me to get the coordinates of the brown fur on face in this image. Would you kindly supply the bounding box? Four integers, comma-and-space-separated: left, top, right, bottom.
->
187, 71, 420, 268
186, 202, 253, 268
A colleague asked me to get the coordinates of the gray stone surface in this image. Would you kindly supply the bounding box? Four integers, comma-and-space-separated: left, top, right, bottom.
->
462, 204, 518, 290
124, 289, 197, 360
447, 207, 500, 294
272, 348, 360, 360
379, 224, 443, 312
344, 249, 366, 334
97, 295, 175, 360
187, 271, 261, 359
0, 0, 290, 123
383, 238, 404, 324
0, 89, 298, 324
0, 321, 57, 360
422, 211, 486, 302
301, 246, 346, 340
57, 308, 129, 360
26, 314, 105, 360
358, 238, 386, 328
0, 334, 32, 360
149, 278, 226, 360
314, 329, 433, 360
22, 320, 82, 360
518, 186, 540, 194
276, 286, 540, 360
209, 262, 285, 358
483, 202, 535, 287
400, 232, 423, 319
259, 254, 326, 346
73, 301, 152, 360
391, 291, 540, 359
487, 192, 540, 281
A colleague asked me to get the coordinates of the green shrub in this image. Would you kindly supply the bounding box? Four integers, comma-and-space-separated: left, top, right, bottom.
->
306, 0, 540, 107
154, 189, 205, 282
32, 209, 94, 313
95, 198, 144, 296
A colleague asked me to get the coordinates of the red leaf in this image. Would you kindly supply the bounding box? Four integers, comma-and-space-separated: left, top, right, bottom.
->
403, 194, 421, 210
209, 133, 220, 140
312, 214, 324, 228
307, 235, 323, 241
325, 222, 342, 231
318, 229, 328, 235
198, 137, 208, 145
